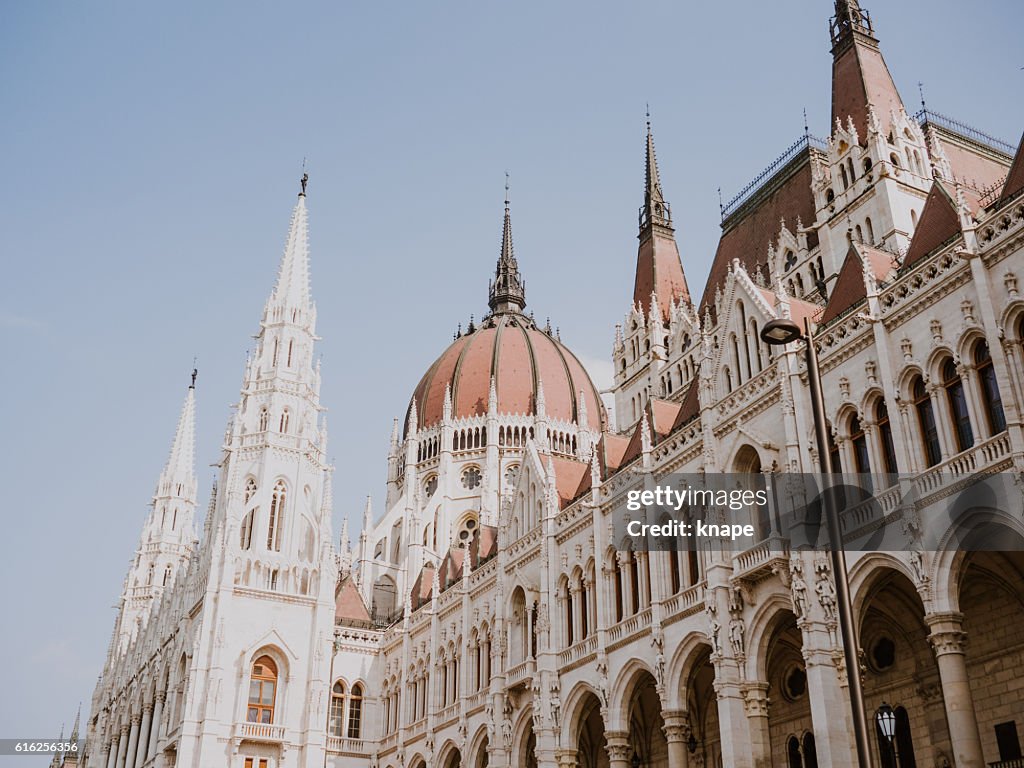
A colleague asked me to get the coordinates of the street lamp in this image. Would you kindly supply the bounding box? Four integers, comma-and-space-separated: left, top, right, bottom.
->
759, 316, 872, 768
876, 703, 901, 767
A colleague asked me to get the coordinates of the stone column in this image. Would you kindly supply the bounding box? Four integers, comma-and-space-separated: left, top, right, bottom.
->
741, 682, 772, 768
926, 612, 985, 768
929, 382, 956, 460
147, 692, 164, 761
662, 709, 691, 768
713, 677, 756, 768
801, 621, 858, 768
605, 731, 632, 768
114, 726, 128, 768
618, 553, 633, 617
134, 705, 152, 768
123, 716, 139, 768
104, 738, 117, 768
555, 747, 579, 768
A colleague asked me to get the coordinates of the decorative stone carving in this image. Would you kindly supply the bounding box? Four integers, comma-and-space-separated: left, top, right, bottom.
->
790, 558, 809, 618
815, 571, 837, 623
729, 617, 746, 658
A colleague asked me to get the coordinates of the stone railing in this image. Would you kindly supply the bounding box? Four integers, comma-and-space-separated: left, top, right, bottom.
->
662, 581, 706, 619
505, 659, 535, 687
379, 732, 399, 752
557, 635, 598, 669
915, 431, 1012, 496
608, 607, 652, 644
325, 736, 367, 754
235, 722, 285, 742
407, 718, 426, 740
437, 703, 460, 726
467, 689, 488, 712
732, 537, 789, 581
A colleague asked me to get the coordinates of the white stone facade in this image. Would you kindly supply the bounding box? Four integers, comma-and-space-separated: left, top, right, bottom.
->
76, 5, 1024, 768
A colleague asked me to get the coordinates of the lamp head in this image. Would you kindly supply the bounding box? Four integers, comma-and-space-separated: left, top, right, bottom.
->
876, 702, 896, 741
760, 318, 803, 346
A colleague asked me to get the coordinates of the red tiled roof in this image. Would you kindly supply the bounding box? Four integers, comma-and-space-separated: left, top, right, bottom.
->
904, 182, 961, 267
940, 139, 1012, 196
700, 157, 818, 318
550, 456, 590, 509
1000, 132, 1024, 203
408, 312, 605, 435
334, 577, 371, 624
411, 563, 435, 609
831, 35, 905, 144
595, 433, 630, 480
672, 380, 701, 431
470, 524, 498, 566
633, 228, 691, 321
820, 243, 896, 325
438, 548, 465, 589
649, 399, 682, 442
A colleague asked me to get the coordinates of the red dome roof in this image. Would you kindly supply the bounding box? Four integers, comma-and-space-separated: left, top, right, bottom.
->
409, 312, 605, 434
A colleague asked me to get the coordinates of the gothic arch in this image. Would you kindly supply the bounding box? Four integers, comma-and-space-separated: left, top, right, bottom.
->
925, 344, 957, 380
933, 513, 1024, 613
955, 326, 988, 362
466, 724, 490, 768
848, 552, 920, 617
745, 592, 797, 681
666, 631, 714, 710
609, 657, 657, 730
858, 385, 886, 417
895, 363, 927, 397
560, 679, 603, 748
998, 299, 1024, 337
437, 738, 462, 768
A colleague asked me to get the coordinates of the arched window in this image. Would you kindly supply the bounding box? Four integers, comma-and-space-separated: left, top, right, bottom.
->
875, 401, 898, 475
912, 377, 941, 467
329, 681, 346, 737
876, 706, 917, 768
267, 480, 286, 551
788, 736, 802, 768
259, 408, 269, 432
286, 339, 294, 368
803, 732, 819, 768
974, 341, 1006, 435
826, 423, 842, 474
279, 409, 290, 434
942, 358, 973, 452
865, 217, 875, 243
247, 656, 277, 724
849, 415, 871, 474
163, 565, 172, 586
347, 684, 363, 738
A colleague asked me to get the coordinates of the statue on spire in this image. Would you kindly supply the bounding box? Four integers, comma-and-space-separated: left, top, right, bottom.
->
300, 171, 309, 197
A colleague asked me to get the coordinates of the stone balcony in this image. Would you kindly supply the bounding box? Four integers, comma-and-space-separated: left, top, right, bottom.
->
325, 736, 368, 755
505, 658, 535, 688
234, 721, 286, 744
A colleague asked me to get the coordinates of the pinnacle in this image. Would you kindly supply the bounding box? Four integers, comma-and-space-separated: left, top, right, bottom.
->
162, 384, 196, 491
269, 194, 312, 313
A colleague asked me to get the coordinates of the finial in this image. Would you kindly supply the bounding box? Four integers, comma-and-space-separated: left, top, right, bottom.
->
717, 187, 724, 220
190, 356, 198, 389
299, 160, 309, 197
803, 108, 809, 137
646, 102, 651, 129
505, 171, 510, 209
917, 81, 927, 115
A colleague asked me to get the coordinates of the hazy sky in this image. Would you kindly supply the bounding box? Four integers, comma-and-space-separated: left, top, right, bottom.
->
2, 0, 1021, 755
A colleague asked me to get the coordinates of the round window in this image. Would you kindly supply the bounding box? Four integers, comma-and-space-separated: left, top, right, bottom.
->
782, 666, 807, 701
462, 467, 482, 490
870, 636, 896, 671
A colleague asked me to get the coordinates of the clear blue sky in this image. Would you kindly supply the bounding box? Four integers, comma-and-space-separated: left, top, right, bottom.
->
2, 0, 1021, 752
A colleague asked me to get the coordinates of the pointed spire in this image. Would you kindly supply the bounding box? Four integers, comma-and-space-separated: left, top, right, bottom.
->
488, 174, 527, 314
443, 382, 453, 421
488, 376, 498, 414
535, 378, 546, 417
389, 418, 400, 452
633, 113, 690, 322
70, 704, 80, 743
160, 378, 196, 494
641, 108, 671, 230
407, 397, 418, 437
363, 496, 373, 527
340, 517, 350, 551
268, 182, 312, 313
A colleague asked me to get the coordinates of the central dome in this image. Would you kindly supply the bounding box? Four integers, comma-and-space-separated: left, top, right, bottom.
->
409, 312, 605, 434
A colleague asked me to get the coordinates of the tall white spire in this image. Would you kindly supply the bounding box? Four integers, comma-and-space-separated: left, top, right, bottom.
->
266, 184, 313, 318
157, 375, 197, 500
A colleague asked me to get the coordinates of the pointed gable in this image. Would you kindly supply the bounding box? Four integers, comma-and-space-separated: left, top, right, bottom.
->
820, 243, 895, 324
904, 183, 961, 267
999, 132, 1024, 204
595, 433, 630, 481
550, 456, 590, 509
334, 577, 372, 626
672, 379, 701, 430
410, 563, 435, 611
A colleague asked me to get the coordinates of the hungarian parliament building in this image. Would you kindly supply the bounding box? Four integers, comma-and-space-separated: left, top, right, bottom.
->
64, 2, 1024, 767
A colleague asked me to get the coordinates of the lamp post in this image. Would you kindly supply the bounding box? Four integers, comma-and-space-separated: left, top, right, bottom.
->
876, 702, 900, 767
760, 317, 872, 768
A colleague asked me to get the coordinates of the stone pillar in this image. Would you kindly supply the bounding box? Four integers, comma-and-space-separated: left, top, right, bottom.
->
801, 621, 858, 768
741, 682, 772, 768
618, 553, 633, 617
114, 726, 128, 768
123, 717, 139, 768
662, 710, 691, 768
134, 705, 152, 768
555, 747, 579, 768
926, 612, 985, 768
147, 692, 164, 761
104, 739, 117, 768
929, 382, 956, 460
605, 731, 632, 768
713, 677, 756, 768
